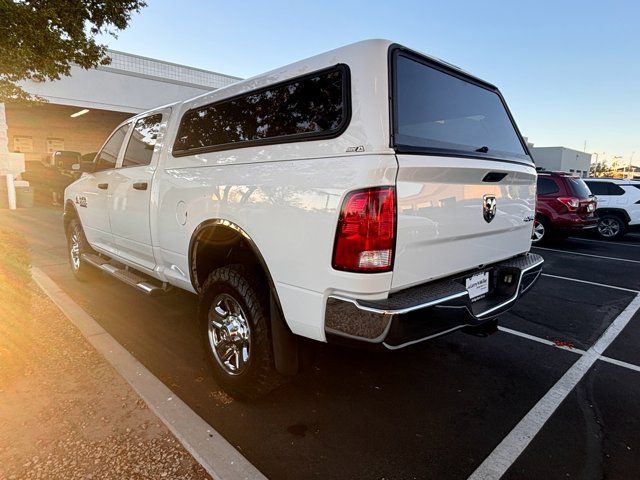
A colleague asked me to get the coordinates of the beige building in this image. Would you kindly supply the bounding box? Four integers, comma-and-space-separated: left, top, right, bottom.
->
524, 138, 593, 178
0, 50, 240, 171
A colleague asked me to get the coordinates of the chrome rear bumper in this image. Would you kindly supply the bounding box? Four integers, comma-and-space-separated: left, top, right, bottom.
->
325, 253, 543, 349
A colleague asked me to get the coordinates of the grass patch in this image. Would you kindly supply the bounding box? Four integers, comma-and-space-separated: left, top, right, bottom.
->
0, 227, 31, 307
0, 226, 33, 382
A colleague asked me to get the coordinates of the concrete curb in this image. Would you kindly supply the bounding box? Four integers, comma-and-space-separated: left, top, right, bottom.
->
31, 267, 267, 480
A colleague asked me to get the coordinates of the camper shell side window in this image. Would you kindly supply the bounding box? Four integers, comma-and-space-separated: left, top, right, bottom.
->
173, 64, 351, 156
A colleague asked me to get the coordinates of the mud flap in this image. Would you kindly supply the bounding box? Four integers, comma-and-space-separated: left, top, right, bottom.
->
270, 292, 300, 375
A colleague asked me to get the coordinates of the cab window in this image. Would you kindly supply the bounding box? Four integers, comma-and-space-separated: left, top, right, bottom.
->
95, 125, 129, 171
122, 114, 162, 167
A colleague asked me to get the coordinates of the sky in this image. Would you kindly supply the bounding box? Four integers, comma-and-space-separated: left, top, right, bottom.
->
98, 0, 640, 167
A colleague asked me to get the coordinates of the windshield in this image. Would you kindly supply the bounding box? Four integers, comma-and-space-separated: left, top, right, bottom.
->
568, 178, 592, 198
392, 52, 528, 160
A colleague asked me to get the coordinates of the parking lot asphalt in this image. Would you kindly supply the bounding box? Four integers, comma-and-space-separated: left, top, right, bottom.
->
5, 207, 640, 480
503, 361, 640, 480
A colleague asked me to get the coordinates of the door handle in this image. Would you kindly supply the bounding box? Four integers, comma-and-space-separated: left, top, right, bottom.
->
133, 182, 148, 191
97, 183, 108, 190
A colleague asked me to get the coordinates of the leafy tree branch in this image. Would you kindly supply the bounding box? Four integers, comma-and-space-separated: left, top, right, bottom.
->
0, 0, 146, 103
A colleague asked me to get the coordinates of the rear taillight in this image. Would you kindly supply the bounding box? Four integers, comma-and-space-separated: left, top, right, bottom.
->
332, 187, 396, 272
557, 196, 580, 211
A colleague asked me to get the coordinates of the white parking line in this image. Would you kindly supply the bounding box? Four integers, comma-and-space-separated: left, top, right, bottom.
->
569, 237, 640, 248
32, 267, 266, 480
499, 327, 640, 375
469, 293, 640, 480
541, 273, 640, 293
533, 246, 640, 264
599, 356, 640, 373
497, 326, 586, 355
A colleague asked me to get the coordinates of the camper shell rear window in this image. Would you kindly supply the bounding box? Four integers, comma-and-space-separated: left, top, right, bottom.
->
173, 64, 350, 156
390, 47, 530, 163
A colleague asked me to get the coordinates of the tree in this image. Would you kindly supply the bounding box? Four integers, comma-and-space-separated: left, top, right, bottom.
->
589, 161, 608, 177
0, 0, 146, 103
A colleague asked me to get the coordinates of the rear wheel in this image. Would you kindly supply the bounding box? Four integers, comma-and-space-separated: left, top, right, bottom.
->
66, 218, 94, 281
597, 215, 626, 240
199, 265, 280, 400
531, 216, 550, 244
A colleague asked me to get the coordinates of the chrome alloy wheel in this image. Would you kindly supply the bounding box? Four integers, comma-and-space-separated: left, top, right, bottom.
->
208, 293, 251, 376
598, 217, 621, 238
531, 220, 545, 243
70, 230, 81, 270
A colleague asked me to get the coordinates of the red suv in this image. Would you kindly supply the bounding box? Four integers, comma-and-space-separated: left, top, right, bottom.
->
533, 171, 597, 243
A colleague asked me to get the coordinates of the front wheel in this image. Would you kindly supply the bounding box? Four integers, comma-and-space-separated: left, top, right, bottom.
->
66, 218, 94, 281
597, 215, 626, 240
199, 265, 280, 400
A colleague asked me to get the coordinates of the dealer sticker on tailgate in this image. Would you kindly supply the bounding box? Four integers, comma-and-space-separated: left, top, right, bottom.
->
466, 272, 489, 301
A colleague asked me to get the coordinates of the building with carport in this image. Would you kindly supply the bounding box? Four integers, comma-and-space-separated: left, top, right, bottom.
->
0, 50, 240, 169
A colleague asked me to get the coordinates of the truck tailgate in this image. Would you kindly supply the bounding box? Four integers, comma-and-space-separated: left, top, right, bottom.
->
391, 154, 537, 290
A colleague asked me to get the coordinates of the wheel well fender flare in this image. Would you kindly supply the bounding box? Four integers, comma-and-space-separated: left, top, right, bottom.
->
596, 208, 630, 223
188, 219, 301, 375
188, 219, 273, 293
535, 212, 550, 224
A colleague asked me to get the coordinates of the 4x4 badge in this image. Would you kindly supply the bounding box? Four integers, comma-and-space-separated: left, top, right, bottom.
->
482, 194, 497, 223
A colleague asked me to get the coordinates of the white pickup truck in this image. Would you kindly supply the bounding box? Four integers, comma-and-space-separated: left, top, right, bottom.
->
64, 40, 543, 399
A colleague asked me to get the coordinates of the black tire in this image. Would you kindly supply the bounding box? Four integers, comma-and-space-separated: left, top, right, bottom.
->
66, 218, 94, 281
531, 216, 551, 245
596, 214, 627, 240
199, 264, 280, 400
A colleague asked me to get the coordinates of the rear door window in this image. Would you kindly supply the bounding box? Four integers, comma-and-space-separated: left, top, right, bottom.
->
391, 50, 528, 161
585, 181, 605, 195
585, 181, 622, 196
607, 183, 626, 195
537, 177, 559, 195
122, 114, 162, 168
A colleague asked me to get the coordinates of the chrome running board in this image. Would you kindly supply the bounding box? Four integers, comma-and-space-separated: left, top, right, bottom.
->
81, 253, 166, 297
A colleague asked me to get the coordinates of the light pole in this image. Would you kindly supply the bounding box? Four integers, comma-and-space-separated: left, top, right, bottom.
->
590, 152, 599, 177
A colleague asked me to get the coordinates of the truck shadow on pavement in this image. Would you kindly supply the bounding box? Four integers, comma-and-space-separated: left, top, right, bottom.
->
44, 261, 584, 480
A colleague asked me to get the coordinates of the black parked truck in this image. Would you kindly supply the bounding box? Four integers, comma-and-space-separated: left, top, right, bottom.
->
21, 151, 83, 206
